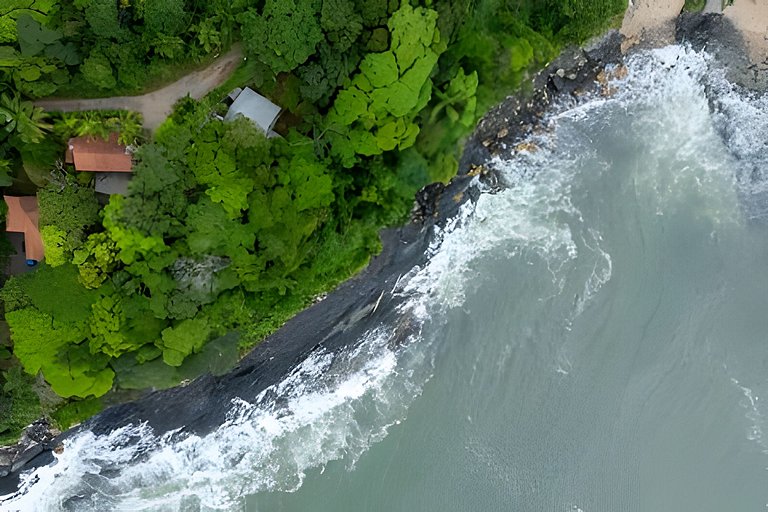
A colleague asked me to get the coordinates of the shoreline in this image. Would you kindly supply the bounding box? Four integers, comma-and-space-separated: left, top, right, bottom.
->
1, 5, 765, 497
0, 28, 627, 497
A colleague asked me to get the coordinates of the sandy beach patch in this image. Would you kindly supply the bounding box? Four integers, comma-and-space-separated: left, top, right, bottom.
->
620, 0, 686, 51
724, 0, 768, 63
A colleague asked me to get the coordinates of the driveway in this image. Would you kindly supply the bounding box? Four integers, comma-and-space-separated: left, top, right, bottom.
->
35, 45, 244, 130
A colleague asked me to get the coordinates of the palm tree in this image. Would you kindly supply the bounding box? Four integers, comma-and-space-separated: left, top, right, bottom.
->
0, 92, 53, 144
74, 111, 109, 140
113, 110, 143, 145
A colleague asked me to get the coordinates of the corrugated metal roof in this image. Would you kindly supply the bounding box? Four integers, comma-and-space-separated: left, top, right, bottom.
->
94, 172, 132, 195
67, 133, 133, 173
224, 87, 281, 134
4, 196, 44, 262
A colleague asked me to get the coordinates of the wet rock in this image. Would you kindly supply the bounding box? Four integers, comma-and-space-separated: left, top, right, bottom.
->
585, 30, 624, 64
466, 164, 485, 177
463, 30, 624, 168
596, 64, 629, 96
514, 141, 539, 153
413, 182, 446, 221
0, 419, 60, 480
0, 448, 15, 478
676, 12, 768, 92
25, 420, 54, 445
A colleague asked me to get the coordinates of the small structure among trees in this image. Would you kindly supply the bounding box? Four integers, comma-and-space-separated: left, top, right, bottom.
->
224, 87, 281, 137
65, 133, 133, 195
3, 196, 44, 271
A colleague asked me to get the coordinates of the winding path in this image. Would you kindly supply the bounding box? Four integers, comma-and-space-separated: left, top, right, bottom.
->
35, 45, 244, 130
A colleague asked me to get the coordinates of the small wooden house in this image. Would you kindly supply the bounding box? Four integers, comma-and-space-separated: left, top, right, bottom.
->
224, 87, 281, 138
4, 196, 43, 270
65, 133, 133, 195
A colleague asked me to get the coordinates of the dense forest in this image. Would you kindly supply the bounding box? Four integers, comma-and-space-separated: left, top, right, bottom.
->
0, 0, 625, 442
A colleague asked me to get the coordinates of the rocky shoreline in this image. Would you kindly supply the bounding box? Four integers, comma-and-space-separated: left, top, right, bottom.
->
0, 8, 762, 497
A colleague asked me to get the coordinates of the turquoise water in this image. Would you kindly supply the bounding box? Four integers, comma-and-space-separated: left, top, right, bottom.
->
4, 45, 768, 512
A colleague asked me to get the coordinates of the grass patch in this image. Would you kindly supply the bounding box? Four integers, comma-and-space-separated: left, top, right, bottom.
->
683, 0, 707, 12
51, 398, 103, 431
207, 57, 265, 104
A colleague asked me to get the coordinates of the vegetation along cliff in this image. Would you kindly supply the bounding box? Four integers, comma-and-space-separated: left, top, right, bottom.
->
0, 0, 625, 444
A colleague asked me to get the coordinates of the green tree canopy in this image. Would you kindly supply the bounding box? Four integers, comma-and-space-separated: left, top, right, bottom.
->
240, 0, 324, 74
38, 182, 101, 252
159, 318, 211, 366
80, 49, 116, 90
320, 0, 362, 52
143, 0, 190, 36
324, 4, 443, 166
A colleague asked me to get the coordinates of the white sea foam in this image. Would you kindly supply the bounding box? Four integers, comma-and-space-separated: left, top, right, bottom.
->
2, 327, 432, 511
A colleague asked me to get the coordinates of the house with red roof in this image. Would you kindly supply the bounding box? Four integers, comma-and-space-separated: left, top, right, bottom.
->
4, 196, 43, 272
65, 133, 133, 195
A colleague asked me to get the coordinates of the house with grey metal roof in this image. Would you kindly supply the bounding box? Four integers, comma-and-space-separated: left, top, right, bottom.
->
224, 87, 281, 138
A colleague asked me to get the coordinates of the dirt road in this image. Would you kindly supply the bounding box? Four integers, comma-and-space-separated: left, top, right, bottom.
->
35, 45, 244, 130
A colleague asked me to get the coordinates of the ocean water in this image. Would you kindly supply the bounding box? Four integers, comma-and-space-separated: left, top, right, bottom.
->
4, 45, 768, 511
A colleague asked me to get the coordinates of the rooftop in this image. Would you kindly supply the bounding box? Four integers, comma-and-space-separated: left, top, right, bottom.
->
224, 87, 281, 135
4, 196, 43, 262
65, 133, 133, 173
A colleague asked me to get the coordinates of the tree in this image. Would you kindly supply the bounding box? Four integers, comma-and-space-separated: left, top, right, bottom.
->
0, 16, 16, 44
16, 14, 61, 57
320, 0, 362, 52
187, 126, 254, 219
6, 307, 84, 376
88, 294, 137, 358
0, 158, 12, 187
298, 42, 360, 105
85, 0, 129, 42
323, 4, 443, 165
428, 67, 478, 126
118, 145, 192, 239
192, 17, 222, 53
159, 318, 211, 366
43, 343, 114, 398
72, 232, 120, 289
240, 0, 324, 74
240, 145, 335, 290
53, 110, 144, 145
40, 225, 67, 267
38, 182, 100, 251
0, 274, 31, 312
151, 34, 185, 60
0, 92, 52, 144
20, 263, 100, 324
143, 0, 189, 36
0, 366, 41, 444
80, 50, 116, 90
185, 198, 255, 256
354, 0, 390, 27
0, 0, 57, 44
102, 39, 145, 89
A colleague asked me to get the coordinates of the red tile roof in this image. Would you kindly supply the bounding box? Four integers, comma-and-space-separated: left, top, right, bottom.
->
4, 196, 44, 262
66, 133, 133, 173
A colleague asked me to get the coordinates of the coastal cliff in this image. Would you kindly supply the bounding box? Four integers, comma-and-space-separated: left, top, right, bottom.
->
2, 1, 766, 497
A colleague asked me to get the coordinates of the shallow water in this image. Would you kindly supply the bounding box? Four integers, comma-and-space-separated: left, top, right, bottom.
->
4, 45, 768, 512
